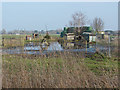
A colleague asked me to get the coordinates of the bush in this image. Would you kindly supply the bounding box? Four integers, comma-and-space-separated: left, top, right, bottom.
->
87, 51, 106, 61
44, 34, 51, 39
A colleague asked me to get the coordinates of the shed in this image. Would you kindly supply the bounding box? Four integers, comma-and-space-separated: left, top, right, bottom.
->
65, 33, 75, 40
97, 34, 104, 39
97, 31, 105, 39
33, 33, 39, 38
26, 35, 32, 40
82, 34, 96, 43
89, 35, 96, 42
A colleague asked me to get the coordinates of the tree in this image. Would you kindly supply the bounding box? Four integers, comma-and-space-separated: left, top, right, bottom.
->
92, 17, 104, 32
44, 31, 51, 39
92, 17, 104, 49
1, 29, 6, 34
34, 30, 38, 33
69, 11, 87, 35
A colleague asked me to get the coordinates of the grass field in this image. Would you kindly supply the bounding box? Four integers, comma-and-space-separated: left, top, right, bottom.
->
2, 52, 119, 88
1, 34, 60, 39
0, 34, 60, 48
1, 34, 119, 88
1, 34, 25, 39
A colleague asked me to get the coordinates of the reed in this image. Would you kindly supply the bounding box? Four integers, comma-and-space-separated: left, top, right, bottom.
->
2, 52, 119, 88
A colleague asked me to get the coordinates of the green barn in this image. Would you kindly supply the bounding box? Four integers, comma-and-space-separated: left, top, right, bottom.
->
60, 26, 93, 37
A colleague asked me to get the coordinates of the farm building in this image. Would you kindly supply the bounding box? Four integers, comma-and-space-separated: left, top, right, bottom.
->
33, 30, 39, 38
104, 30, 117, 40
33, 33, 39, 38
26, 35, 32, 40
16, 33, 20, 35
97, 31, 105, 39
60, 26, 93, 38
82, 34, 96, 42
60, 26, 96, 42
104, 30, 114, 35
65, 33, 75, 40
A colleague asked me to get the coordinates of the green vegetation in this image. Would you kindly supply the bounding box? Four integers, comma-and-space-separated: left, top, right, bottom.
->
1, 34, 25, 48
2, 38, 24, 48
25, 39, 42, 42
60, 26, 93, 37
85, 52, 119, 75
44, 32, 51, 40
2, 52, 119, 88
1, 34, 119, 88
1, 34, 25, 39
97, 36, 118, 47
1, 34, 60, 48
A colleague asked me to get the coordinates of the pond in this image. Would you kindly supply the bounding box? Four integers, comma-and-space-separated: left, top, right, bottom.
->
2, 41, 117, 55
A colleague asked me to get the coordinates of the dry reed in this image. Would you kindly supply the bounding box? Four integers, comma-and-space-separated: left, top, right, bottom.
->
2, 51, 119, 88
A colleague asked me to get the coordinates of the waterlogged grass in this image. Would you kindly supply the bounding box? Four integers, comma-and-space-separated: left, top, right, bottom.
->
84, 53, 118, 75
25, 38, 58, 43
1, 34, 60, 48
2, 52, 119, 88
1, 34, 25, 48
25, 39, 42, 42
84, 58, 118, 75
2, 38, 24, 48
1, 34, 25, 39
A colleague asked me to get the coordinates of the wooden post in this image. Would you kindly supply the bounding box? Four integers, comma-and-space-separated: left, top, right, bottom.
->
86, 40, 87, 53
2, 38, 4, 46
108, 34, 111, 57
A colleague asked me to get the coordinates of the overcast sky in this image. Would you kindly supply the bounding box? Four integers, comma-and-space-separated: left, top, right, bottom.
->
2, 2, 118, 31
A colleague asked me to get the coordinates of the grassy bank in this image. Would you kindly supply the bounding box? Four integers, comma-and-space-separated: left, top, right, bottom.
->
2, 38, 24, 48
1, 34, 60, 48
2, 52, 119, 88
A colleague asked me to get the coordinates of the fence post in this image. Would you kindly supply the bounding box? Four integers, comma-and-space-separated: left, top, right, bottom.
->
2, 38, 4, 46
86, 40, 87, 53
108, 33, 111, 57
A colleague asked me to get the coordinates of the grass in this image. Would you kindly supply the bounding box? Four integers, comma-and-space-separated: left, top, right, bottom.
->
97, 38, 118, 47
0, 34, 25, 48
1, 34, 60, 48
1, 34, 119, 88
84, 57, 118, 76
1, 38, 24, 48
2, 52, 119, 88
1, 34, 25, 39
1, 34, 60, 39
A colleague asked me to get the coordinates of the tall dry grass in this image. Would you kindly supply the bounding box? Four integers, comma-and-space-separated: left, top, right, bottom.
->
2, 52, 119, 88
2, 38, 24, 48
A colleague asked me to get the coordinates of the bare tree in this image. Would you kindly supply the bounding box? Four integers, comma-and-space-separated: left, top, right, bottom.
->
92, 17, 104, 32
69, 12, 87, 27
69, 11, 87, 35
1, 29, 6, 34
92, 17, 104, 49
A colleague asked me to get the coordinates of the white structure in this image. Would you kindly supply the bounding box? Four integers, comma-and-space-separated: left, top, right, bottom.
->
89, 35, 96, 42
16, 33, 20, 35
65, 33, 75, 40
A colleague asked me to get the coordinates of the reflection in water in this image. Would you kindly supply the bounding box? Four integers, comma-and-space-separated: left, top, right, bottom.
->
47, 42, 63, 51
2, 41, 115, 55
60, 41, 95, 50
2, 42, 96, 54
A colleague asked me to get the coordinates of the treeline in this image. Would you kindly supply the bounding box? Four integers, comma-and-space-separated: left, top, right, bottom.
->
0, 29, 62, 35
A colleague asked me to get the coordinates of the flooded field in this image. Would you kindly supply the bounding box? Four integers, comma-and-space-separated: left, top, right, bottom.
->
2, 41, 117, 56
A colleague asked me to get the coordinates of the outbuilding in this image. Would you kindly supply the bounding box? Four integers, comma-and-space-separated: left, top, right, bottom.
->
33, 33, 39, 38
65, 33, 75, 40
26, 35, 32, 40
82, 33, 96, 43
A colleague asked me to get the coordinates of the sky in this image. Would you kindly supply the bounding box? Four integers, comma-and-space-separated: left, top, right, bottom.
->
2, 2, 118, 31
